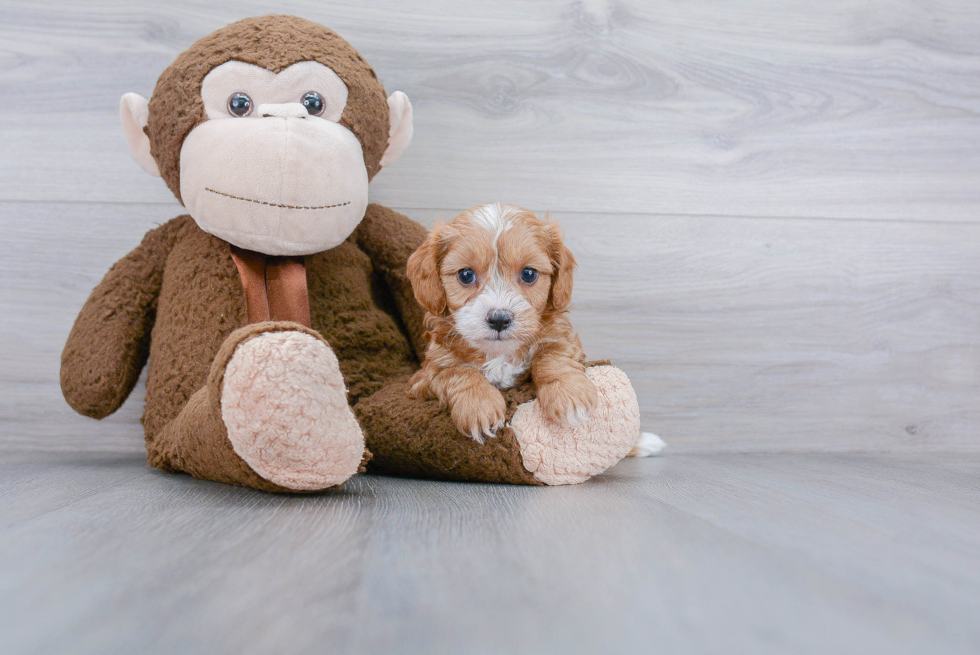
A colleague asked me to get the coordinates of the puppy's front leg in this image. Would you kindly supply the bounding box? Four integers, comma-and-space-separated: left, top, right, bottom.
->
533, 355, 598, 427
429, 366, 507, 443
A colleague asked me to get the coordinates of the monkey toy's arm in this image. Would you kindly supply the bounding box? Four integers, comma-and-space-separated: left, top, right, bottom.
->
61, 219, 182, 419
353, 203, 430, 360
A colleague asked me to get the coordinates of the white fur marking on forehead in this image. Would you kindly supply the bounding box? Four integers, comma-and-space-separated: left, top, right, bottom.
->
468, 203, 521, 240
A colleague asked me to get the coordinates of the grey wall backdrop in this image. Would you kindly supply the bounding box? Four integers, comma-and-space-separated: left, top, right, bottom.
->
2, 0, 979, 453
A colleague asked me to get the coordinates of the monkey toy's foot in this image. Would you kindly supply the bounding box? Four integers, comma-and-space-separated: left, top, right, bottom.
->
510, 365, 641, 485
219, 323, 366, 491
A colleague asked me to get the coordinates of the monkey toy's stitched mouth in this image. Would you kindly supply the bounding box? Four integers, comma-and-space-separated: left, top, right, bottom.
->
205, 187, 350, 210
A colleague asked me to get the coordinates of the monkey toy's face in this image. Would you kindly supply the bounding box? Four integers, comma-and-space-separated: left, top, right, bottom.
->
119, 16, 413, 256
180, 61, 371, 255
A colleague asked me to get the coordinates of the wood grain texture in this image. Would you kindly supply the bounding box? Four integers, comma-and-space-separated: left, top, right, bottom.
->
3, 1, 979, 452
5, 201, 978, 453
1, 450, 978, 654
1, 0, 979, 219
2, 5, 979, 653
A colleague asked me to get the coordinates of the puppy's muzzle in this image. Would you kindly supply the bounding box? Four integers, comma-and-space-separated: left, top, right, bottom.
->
486, 310, 513, 333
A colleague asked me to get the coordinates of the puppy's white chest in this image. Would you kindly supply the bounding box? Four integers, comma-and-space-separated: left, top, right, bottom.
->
481, 356, 528, 389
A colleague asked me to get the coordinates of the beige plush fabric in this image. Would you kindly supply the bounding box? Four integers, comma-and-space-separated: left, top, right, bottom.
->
221, 330, 366, 490
179, 111, 370, 255
120, 93, 160, 176
511, 365, 641, 485
199, 61, 349, 122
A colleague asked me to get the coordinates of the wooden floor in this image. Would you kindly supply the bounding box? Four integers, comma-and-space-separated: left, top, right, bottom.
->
2, 1, 980, 653
2, 450, 978, 655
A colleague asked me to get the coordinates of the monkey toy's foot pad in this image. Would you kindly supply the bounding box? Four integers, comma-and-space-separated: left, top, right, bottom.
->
511, 365, 641, 485
220, 330, 365, 490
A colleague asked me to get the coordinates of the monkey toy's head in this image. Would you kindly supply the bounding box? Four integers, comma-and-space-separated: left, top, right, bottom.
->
120, 15, 412, 256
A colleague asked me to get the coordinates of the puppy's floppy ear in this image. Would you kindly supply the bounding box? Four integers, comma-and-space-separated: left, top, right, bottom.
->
544, 221, 577, 311
407, 225, 449, 315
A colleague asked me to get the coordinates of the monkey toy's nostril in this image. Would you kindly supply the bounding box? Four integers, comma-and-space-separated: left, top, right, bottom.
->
486, 310, 513, 333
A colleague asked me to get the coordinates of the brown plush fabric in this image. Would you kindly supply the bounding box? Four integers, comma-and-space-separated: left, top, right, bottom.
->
148, 321, 354, 493
62, 204, 504, 489
353, 203, 431, 359
124, 206, 420, 444
355, 360, 612, 484
148, 323, 291, 492
61, 16, 589, 491
146, 15, 390, 202
62, 199, 621, 490
355, 377, 542, 485
61, 219, 182, 419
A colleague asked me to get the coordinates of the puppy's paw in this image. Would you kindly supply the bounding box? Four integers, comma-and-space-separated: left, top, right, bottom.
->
537, 374, 598, 427
407, 368, 434, 399
450, 384, 507, 443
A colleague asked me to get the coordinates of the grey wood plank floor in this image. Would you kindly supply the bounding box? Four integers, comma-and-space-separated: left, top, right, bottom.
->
2, 450, 978, 655
2, 2, 980, 653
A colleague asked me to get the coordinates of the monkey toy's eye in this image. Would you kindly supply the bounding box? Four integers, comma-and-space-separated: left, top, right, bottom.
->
302, 91, 326, 116
457, 268, 476, 286
520, 268, 539, 284
227, 92, 253, 117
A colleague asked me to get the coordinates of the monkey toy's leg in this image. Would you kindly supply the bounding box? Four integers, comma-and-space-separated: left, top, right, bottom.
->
354, 362, 640, 485
147, 322, 367, 493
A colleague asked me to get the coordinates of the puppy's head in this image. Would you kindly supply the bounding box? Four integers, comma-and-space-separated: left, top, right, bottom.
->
407, 203, 576, 356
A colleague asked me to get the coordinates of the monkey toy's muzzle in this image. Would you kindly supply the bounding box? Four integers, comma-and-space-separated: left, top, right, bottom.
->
179, 114, 370, 256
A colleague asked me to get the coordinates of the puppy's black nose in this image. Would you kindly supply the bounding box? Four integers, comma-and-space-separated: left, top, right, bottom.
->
486, 310, 513, 333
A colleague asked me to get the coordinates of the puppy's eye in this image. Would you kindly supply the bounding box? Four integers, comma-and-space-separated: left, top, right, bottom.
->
227, 92, 253, 117
457, 268, 476, 286
520, 268, 539, 284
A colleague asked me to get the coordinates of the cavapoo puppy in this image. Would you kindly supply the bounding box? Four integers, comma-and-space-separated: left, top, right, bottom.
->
406, 203, 597, 442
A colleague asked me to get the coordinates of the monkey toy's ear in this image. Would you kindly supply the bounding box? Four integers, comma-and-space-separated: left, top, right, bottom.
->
379, 91, 413, 169
119, 92, 161, 177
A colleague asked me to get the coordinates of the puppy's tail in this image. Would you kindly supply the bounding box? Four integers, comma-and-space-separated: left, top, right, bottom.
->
628, 432, 666, 458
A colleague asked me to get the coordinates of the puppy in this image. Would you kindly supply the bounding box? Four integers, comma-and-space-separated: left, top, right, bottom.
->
406, 203, 597, 442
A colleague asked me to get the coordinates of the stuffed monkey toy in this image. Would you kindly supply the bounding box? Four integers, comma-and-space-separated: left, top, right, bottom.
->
61, 15, 642, 492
